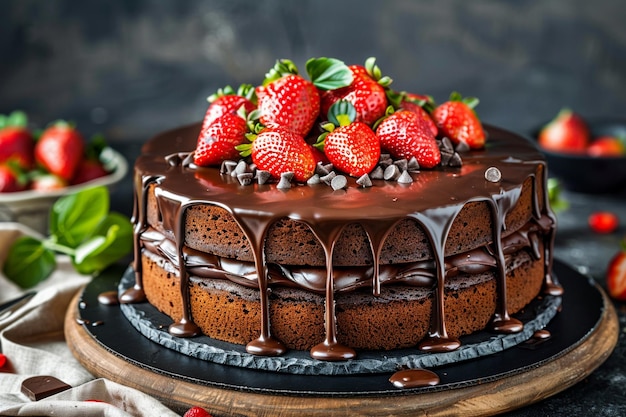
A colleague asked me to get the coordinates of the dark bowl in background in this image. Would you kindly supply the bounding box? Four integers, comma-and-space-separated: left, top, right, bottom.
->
530, 120, 626, 194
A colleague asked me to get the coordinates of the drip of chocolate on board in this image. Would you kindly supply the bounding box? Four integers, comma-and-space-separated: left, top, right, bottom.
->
389, 368, 440, 389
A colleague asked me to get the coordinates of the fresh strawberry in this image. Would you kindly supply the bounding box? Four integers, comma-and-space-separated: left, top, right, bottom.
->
183, 406, 213, 417
30, 173, 67, 191
194, 112, 249, 166
0, 110, 34, 169
607, 240, 626, 301
0, 163, 28, 192
71, 159, 109, 185
399, 93, 438, 137
588, 211, 619, 234
0, 353, 7, 368
201, 84, 256, 132
237, 126, 316, 182
587, 136, 625, 157
35, 121, 85, 181
432, 92, 486, 149
376, 110, 441, 169
538, 109, 589, 154
316, 101, 380, 177
320, 57, 390, 126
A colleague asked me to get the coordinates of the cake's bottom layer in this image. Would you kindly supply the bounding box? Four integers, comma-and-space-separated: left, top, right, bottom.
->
140, 245, 546, 351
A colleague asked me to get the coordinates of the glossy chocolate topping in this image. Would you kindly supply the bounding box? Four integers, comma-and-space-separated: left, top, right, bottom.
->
124, 122, 561, 361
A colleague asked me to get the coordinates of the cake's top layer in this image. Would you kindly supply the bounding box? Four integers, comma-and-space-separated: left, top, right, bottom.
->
137, 122, 546, 226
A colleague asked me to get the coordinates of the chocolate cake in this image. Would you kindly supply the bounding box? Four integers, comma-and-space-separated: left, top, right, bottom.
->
120, 57, 562, 372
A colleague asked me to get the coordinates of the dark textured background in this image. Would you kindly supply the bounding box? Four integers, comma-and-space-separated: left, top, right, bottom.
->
2, 0, 626, 145
2, 1, 626, 416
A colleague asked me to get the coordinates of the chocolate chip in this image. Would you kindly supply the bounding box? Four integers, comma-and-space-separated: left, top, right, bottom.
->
384, 164, 401, 181
237, 172, 254, 186
370, 166, 384, 180
307, 174, 321, 185
21, 375, 71, 401
256, 170, 271, 185
356, 174, 372, 188
397, 170, 414, 184
331, 175, 348, 190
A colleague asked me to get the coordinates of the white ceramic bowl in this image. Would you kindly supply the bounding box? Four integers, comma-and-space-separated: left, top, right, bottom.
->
0, 147, 128, 234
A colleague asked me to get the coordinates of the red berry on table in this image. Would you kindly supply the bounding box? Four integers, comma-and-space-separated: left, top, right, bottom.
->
432, 92, 486, 149
587, 136, 625, 157
183, 406, 213, 417
588, 211, 619, 234
537, 109, 589, 154
320, 57, 390, 126
201, 84, 257, 132
376, 110, 441, 169
607, 248, 626, 301
237, 126, 316, 183
35, 121, 85, 181
0, 163, 28, 193
0, 353, 7, 368
0, 126, 35, 169
194, 112, 249, 166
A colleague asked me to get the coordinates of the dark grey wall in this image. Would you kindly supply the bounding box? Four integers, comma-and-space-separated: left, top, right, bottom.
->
2, 0, 626, 145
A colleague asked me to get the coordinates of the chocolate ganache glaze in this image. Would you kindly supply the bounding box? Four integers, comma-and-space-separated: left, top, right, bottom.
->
122, 122, 562, 361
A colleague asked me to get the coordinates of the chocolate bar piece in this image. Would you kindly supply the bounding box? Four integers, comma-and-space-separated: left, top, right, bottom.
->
21, 375, 71, 400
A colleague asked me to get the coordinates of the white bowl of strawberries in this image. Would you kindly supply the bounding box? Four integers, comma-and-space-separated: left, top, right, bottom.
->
0, 111, 128, 234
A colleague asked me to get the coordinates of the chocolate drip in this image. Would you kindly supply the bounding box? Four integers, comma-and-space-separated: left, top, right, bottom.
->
411, 207, 462, 352
121, 174, 161, 304
488, 187, 524, 334
235, 212, 286, 356
307, 219, 356, 361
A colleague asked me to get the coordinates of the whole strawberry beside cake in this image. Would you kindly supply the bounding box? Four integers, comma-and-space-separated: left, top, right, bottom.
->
121, 57, 562, 372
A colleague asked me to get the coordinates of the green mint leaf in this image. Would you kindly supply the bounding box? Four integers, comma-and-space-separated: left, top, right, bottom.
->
72, 212, 133, 274
3, 236, 56, 288
50, 186, 109, 247
305, 57, 353, 91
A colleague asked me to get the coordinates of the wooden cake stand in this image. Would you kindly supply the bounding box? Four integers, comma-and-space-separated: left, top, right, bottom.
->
65, 260, 618, 416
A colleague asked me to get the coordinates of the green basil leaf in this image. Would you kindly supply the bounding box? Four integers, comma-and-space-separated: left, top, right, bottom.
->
305, 57, 353, 91
3, 237, 56, 288
72, 212, 133, 274
50, 186, 109, 247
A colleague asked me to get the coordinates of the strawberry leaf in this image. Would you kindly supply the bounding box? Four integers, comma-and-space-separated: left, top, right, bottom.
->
328, 100, 357, 127
305, 57, 353, 91
3, 236, 57, 289
263, 59, 299, 86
